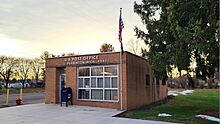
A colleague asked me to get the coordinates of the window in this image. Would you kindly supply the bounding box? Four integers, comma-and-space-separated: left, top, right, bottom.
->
104, 77, 110, 88
91, 78, 96, 88
78, 78, 83, 88
78, 89, 89, 99
146, 74, 150, 86
104, 66, 117, 76
84, 78, 90, 88
105, 90, 118, 100
77, 65, 118, 101
79, 68, 90, 76
91, 89, 103, 100
91, 67, 103, 76
111, 77, 118, 88
97, 78, 103, 88
156, 79, 160, 85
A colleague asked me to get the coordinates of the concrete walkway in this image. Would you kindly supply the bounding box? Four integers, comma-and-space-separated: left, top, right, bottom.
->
0, 104, 176, 124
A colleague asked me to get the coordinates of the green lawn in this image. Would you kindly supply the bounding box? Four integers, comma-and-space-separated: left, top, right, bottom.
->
123, 89, 219, 124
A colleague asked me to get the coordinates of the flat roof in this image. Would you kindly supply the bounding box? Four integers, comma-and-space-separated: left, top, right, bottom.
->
46, 51, 147, 62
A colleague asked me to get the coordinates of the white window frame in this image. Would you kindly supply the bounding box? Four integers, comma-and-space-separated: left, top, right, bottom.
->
77, 65, 119, 102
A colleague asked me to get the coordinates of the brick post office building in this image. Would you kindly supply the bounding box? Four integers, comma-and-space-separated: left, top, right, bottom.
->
45, 51, 167, 110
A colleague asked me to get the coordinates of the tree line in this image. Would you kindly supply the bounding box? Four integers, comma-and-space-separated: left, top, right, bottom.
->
0, 56, 44, 89
0, 51, 76, 89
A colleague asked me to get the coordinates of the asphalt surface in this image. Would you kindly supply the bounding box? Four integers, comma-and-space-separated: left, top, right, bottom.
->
0, 92, 45, 107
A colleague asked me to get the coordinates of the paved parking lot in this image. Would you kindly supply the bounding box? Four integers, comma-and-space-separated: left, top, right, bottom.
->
0, 104, 176, 124
0, 93, 44, 107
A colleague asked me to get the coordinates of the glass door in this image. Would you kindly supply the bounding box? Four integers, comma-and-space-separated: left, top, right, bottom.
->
59, 69, 66, 103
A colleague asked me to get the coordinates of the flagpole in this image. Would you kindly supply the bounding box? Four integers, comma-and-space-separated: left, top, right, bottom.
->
120, 44, 123, 110
119, 8, 123, 111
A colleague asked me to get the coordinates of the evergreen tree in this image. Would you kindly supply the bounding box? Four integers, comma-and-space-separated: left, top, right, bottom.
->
134, 0, 219, 80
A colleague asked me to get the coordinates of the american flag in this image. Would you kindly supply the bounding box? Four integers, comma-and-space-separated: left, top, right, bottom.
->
118, 8, 124, 44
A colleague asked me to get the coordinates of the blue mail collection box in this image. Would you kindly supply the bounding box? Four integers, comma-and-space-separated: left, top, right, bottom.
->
61, 87, 72, 107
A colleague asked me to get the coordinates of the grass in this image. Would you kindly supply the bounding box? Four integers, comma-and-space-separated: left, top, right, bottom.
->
123, 89, 219, 124
0, 88, 44, 94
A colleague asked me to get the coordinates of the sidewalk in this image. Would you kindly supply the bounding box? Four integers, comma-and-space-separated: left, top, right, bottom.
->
0, 103, 177, 124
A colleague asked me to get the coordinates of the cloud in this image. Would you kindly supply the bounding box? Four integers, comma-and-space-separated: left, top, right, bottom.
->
0, 34, 38, 57
0, 0, 144, 57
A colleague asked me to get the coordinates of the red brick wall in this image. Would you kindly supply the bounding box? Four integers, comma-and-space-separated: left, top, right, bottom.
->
66, 67, 76, 102
45, 68, 59, 104
125, 53, 167, 110
126, 53, 151, 110
45, 52, 167, 110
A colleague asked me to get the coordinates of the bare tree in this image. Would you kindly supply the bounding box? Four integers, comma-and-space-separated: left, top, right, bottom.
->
17, 58, 32, 88
40, 51, 53, 65
0, 56, 17, 89
126, 39, 144, 56
100, 43, 115, 53
40, 51, 52, 83
31, 58, 44, 84
61, 53, 65, 56
66, 52, 76, 56
59, 52, 76, 57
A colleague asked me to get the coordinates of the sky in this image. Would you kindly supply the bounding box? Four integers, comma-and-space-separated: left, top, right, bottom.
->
0, 0, 145, 58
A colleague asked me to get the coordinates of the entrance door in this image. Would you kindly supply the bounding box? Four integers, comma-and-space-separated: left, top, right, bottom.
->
59, 73, 66, 103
